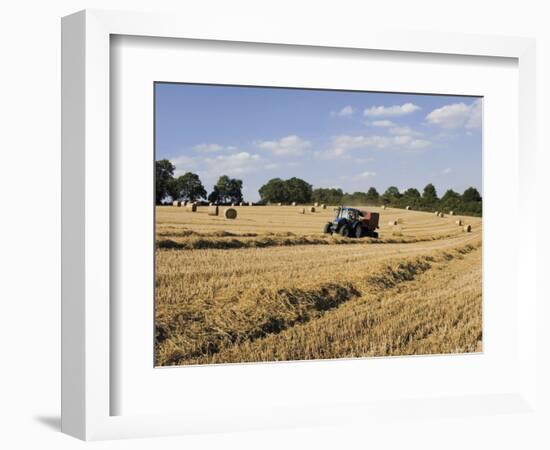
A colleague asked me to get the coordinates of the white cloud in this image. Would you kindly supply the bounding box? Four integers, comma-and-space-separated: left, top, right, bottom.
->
192, 143, 244, 153
388, 126, 423, 136
319, 134, 431, 159
425, 99, 482, 129
466, 100, 482, 128
359, 171, 377, 178
200, 152, 267, 179
331, 105, 354, 117
171, 150, 268, 180
256, 135, 311, 156
409, 139, 431, 149
171, 155, 198, 176
210, 151, 260, 165
364, 103, 421, 118
193, 143, 225, 153
368, 120, 396, 127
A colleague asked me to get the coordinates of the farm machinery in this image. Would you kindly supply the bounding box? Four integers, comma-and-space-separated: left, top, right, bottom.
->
323, 206, 380, 238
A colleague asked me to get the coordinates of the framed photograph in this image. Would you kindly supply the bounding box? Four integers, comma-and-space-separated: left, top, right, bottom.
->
153, 82, 484, 368
62, 9, 538, 441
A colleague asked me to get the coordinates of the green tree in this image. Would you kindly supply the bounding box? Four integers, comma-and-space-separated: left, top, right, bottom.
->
285, 177, 313, 204
421, 183, 438, 207
259, 178, 288, 203
440, 189, 461, 211
227, 178, 244, 203
170, 172, 207, 202
381, 186, 401, 204
155, 159, 175, 204
462, 187, 482, 202
312, 187, 344, 205
402, 187, 421, 208
422, 183, 438, 201
365, 187, 380, 203
403, 188, 421, 199
211, 175, 244, 204
207, 186, 221, 204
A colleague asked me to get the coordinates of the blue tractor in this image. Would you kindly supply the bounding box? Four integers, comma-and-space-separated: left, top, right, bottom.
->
323, 206, 380, 238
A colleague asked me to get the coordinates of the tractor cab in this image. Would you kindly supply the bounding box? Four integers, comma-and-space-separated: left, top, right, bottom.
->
323, 206, 379, 238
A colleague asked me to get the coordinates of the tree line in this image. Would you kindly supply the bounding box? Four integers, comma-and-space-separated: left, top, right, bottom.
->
156, 159, 482, 216
156, 159, 243, 204
310, 184, 482, 216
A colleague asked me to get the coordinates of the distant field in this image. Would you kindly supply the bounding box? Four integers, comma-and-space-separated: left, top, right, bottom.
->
155, 205, 482, 366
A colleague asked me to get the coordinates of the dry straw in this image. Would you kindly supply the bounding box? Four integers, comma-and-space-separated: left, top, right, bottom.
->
248, 202, 253, 206
224, 208, 238, 219
208, 205, 219, 216
187, 203, 197, 212
455, 219, 463, 226
406, 206, 411, 210
463, 224, 472, 232
389, 220, 398, 226
310, 206, 316, 213
172, 200, 181, 207
314, 202, 319, 207
300, 208, 305, 214
291, 202, 297, 206
321, 204, 327, 209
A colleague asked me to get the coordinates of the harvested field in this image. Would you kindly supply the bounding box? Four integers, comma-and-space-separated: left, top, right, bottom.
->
155, 205, 482, 366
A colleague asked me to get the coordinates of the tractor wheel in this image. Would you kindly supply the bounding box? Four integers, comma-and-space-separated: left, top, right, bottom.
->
323, 222, 332, 234
355, 225, 364, 238
340, 226, 350, 238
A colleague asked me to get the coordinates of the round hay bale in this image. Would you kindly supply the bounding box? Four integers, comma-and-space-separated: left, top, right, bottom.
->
434, 211, 439, 215
321, 204, 327, 209
388, 220, 398, 226
463, 224, 472, 233
172, 200, 181, 207
439, 212, 445, 218
224, 208, 237, 219
455, 219, 463, 226
309, 206, 316, 213
277, 202, 282, 206
381, 205, 386, 210
291, 201, 297, 206
230, 202, 235, 207
406, 205, 411, 210
314, 202, 319, 207
299, 208, 305, 214
183, 200, 188, 207
248, 202, 253, 206
239, 202, 244, 206
449, 211, 454, 215
187, 203, 197, 212
208, 205, 219, 216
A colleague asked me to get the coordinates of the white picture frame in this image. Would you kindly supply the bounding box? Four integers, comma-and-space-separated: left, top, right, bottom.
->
61, 9, 538, 441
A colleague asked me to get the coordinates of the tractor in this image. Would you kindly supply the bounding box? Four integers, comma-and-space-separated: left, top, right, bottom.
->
323, 206, 380, 238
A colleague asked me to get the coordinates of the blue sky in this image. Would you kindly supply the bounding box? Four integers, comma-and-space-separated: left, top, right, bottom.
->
155, 83, 482, 202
